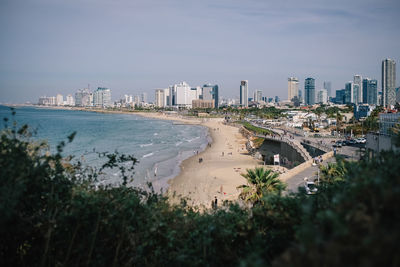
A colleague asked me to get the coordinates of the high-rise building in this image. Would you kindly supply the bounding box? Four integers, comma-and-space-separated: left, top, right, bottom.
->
141, 93, 147, 104
304, 78, 315, 105
345, 82, 353, 104
362, 78, 378, 105
56, 94, 63, 106
298, 89, 303, 103
253, 90, 262, 102
173, 82, 197, 108
93, 87, 111, 107
382, 58, 396, 108
353, 75, 363, 103
317, 89, 328, 104
66, 94, 75, 106
155, 89, 165, 107
288, 77, 299, 101
323, 81, 332, 97
75, 88, 92, 107
203, 84, 219, 108
240, 80, 248, 107
335, 89, 346, 104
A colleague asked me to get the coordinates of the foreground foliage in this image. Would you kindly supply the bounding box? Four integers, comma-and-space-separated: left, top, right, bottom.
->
1, 114, 400, 266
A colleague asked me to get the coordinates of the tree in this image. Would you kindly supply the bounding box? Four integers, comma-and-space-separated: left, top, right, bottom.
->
237, 167, 286, 204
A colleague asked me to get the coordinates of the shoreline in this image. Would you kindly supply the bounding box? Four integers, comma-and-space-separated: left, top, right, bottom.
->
6, 105, 262, 206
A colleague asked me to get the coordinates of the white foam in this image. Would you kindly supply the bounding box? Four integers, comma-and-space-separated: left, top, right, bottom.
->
175, 141, 183, 146
142, 152, 154, 158
140, 143, 153, 148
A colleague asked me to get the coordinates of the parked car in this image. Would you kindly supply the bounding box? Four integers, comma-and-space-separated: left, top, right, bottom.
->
356, 138, 366, 144
347, 139, 357, 145
304, 181, 318, 195
333, 141, 343, 148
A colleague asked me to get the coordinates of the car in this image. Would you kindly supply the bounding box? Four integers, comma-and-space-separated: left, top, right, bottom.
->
333, 141, 342, 148
347, 139, 357, 145
356, 138, 366, 144
304, 181, 318, 195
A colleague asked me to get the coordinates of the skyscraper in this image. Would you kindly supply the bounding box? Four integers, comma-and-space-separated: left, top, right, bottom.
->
382, 58, 396, 108
353, 75, 362, 104
345, 82, 353, 104
155, 89, 165, 107
363, 78, 378, 105
304, 78, 315, 106
240, 80, 248, 107
323, 81, 332, 97
254, 90, 262, 102
317, 89, 328, 104
288, 77, 299, 101
203, 84, 219, 108
93, 87, 111, 107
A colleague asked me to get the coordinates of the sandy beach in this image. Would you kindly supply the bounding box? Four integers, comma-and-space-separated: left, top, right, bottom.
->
11, 106, 262, 207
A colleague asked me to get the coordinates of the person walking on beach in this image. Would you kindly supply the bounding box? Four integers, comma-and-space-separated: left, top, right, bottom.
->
214, 196, 218, 208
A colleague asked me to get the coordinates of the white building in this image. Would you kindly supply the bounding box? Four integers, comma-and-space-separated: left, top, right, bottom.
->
56, 94, 63, 106
288, 77, 299, 101
317, 89, 328, 104
254, 90, 263, 102
155, 89, 165, 107
240, 80, 248, 107
93, 87, 111, 107
66, 94, 75, 106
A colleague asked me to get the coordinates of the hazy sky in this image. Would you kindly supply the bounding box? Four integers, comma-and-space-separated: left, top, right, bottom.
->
1, 0, 399, 103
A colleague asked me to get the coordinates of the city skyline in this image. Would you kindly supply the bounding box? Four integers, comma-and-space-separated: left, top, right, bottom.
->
1, 0, 399, 103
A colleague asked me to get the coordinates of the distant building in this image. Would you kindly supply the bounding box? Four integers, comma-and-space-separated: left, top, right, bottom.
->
240, 80, 248, 107
304, 78, 315, 105
141, 93, 147, 104
362, 78, 378, 105
75, 88, 92, 107
288, 77, 299, 101
298, 89, 303, 103
66, 94, 75, 106
345, 82, 353, 104
254, 90, 263, 103
317, 89, 328, 104
192, 99, 214, 109
202, 84, 219, 108
396, 87, 400, 103
335, 89, 346, 104
275, 96, 280, 103
353, 75, 363, 104
353, 104, 375, 121
382, 58, 396, 108
155, 89, 165, 107
323, 81, 332, 97
56, 94, 63, 106
93, 87, 111, 107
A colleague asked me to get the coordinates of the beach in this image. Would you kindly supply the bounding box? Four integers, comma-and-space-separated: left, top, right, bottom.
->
136, 113, 262, 207
8, 105, 262, 206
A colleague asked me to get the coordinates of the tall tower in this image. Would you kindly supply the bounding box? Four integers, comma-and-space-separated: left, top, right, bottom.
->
304, 78, 315, 106
240, 80, 248, 107
288, 77, 299, 101
382, 58, 396, 108
323, 81, 332, 97
353, 75, 362, 104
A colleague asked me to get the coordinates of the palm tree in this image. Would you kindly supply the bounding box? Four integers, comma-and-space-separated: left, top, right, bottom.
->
319, 160, 347, 184
237, 167, 286, 204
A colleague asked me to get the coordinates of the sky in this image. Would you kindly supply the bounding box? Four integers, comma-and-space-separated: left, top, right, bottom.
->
0, 0, 399, 103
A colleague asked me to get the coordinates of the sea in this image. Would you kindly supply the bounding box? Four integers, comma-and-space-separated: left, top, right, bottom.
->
0, 105, 209, 191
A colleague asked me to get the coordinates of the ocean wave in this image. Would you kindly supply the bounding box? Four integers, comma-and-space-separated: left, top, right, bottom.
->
186, 136, 200, 143
142, 152, 154, 158
140, 143, 153, 148
175, 141, 183, 146
153, 133, 158, 136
